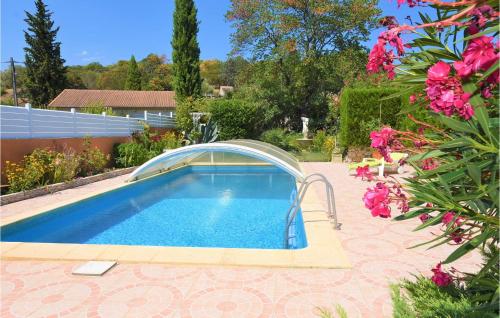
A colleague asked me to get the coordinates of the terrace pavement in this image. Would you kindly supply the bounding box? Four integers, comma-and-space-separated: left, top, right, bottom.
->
1, 163, 481, 317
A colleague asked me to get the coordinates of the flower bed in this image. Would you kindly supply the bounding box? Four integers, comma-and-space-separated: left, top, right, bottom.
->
0, 166, 136, 206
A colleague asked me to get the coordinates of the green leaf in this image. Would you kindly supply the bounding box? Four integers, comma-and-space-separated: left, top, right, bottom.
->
466, 164, 481, 185
457, 26, 499, 42
411, 38, 444, 48
439, 116, 477, 134
439, 138, 472, 149
408, 150, 446, 162
474, 106, 491, 136
443, 229, 493, 264
477, 60, 499, 83
425, 48, 459, 61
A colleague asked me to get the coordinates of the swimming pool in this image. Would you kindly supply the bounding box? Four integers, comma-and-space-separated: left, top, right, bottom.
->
1, 166, 307, 249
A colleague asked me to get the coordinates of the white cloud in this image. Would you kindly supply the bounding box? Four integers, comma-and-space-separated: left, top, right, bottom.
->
80, 50, 88, 56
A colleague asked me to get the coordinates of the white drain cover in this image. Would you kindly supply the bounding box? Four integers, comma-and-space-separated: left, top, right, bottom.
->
72, 261, 117, 276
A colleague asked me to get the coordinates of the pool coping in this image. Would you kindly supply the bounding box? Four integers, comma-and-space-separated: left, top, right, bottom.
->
0, 165, 351, 269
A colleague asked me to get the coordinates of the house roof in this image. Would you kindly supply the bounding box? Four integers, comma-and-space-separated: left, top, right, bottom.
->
49, 89, 176, 108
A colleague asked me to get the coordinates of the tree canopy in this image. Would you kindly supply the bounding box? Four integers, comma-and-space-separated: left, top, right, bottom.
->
172, 0, 202, 98
226, 0, 380, 129
23, 0, 67, 107
124, 55, 142, 90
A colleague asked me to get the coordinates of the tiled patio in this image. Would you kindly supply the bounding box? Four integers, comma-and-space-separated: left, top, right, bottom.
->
1, 163, 481, 317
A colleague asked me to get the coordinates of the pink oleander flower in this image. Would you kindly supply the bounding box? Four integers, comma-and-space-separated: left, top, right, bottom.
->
431, 263, 453, 287
469, 5, 497, 27
419, 213, 431, 223
367, 26, 406, 79
450, 229, 464, 244
370, 127, 396, 162
482, 86, 493, 98
397, 0, 419, 8
422, 158, 439, 170
442, 211, 463, 226
356, 165, 374, 181
425, 62, 475, 120
363, 182, 391, 218
409, 95, 417, 104
453, 36, 498, 83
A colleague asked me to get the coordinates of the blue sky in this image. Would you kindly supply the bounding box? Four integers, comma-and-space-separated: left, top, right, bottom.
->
1, 0, 433, 69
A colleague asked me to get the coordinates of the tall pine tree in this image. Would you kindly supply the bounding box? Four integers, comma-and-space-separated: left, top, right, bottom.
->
172, 0, 201, 98
124, 55, 142, 90
24, 0, 67, 107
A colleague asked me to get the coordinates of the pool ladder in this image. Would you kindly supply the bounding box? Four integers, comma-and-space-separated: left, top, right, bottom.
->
284, 173, 341, 249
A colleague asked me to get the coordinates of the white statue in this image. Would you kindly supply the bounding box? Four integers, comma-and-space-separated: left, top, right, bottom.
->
301, 117, 309, 139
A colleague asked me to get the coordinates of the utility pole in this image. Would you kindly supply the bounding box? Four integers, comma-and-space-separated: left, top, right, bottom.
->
10, 57, 18, 106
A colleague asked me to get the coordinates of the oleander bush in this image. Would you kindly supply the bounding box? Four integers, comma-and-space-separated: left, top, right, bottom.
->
351, 0, 499, 316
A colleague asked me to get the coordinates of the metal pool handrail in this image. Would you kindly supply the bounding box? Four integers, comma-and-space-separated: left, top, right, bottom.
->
284, 173, 341, 248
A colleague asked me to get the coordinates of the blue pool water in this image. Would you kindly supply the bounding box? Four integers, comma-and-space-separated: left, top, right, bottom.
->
1, 166, 307, 249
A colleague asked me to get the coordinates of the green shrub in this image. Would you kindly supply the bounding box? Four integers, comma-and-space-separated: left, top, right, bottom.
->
312, 130, 327, 152
5, 140, 111, 192
80, 100, 114, 115
78, 138, 109, 177
209, 99, 262, 140
339, 87, 406, 149
115, 130, 182, 168
260, 129, 300, 151
52, 149, 80, 183
114, 143, 150, 168
175, 97, 209, 132
391, 277, 494, 318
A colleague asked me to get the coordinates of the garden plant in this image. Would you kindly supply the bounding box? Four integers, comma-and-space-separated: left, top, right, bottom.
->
355, 0, 499, 315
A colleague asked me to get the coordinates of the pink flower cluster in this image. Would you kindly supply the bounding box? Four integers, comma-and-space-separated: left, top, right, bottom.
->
431, 263, 453, 287
425, 61, 475, 120
454, 35, 499, 83
397, 0, 419, 7
422, 158, 439, 170
362, 181, 409, 218
355, 165, 374, 181
442, 211, 465, 243
363, 182, 391, 218
367, 27, 407, 79
370, 127, 397, 162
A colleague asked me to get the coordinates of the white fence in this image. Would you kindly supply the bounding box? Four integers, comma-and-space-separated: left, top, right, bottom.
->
0, 105, 176, 139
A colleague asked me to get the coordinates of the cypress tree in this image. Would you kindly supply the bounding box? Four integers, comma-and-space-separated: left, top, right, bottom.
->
124, 55, 142, 90
171, 0, 202, 98
24, 0, 67, 108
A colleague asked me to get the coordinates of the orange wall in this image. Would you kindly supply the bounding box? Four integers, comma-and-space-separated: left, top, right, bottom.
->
1, 136, 131, 185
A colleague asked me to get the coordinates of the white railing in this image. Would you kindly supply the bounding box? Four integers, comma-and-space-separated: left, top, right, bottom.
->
0, 105, 176, 139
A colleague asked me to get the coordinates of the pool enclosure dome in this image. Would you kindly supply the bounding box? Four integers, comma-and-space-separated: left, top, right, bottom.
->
127, 139, 304, 182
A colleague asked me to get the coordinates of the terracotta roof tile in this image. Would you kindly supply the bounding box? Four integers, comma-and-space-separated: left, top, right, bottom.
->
49, 89, 176, 108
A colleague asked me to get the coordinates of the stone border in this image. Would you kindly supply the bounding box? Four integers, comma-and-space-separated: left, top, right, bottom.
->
0, 167, 136, 206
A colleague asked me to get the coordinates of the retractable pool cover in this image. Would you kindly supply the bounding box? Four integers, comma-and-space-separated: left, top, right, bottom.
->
127, 139, 304, 182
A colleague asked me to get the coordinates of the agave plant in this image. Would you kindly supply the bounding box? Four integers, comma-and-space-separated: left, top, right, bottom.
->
185, 118, 219, 145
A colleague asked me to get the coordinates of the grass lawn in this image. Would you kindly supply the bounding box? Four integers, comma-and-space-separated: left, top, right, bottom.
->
289, 151, 331, 162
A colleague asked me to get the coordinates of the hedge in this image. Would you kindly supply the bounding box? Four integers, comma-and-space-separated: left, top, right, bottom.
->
209, 99, 262, 140
339, 87, 407, 148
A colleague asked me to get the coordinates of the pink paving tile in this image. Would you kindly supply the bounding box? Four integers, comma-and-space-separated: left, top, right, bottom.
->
0, 163, 483, 317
